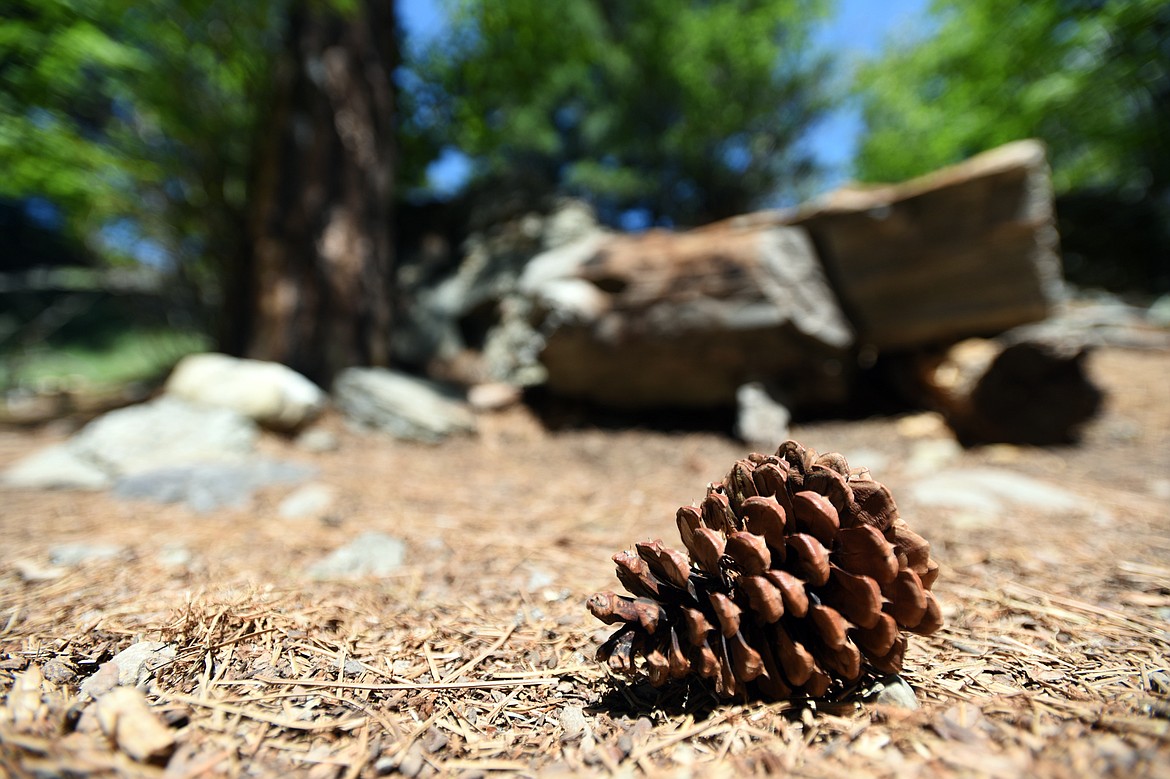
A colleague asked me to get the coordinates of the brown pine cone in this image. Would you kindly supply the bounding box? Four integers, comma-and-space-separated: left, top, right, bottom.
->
588, 440, 941, 701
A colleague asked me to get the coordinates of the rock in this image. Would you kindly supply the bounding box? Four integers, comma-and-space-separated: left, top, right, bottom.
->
393, 198, 603, 377
42, 658, 77, 684
0, 444, 112, 490
70, 397, 257, 476
156, 544, 193, 568
872, 675, 920, 710
916, 336, 1102, 445
467, 382, 522, 412
79, 661, 121, 699
910, 467, 1085, 516
1149, 294, 1170, 329
559, 705, 591, 742
510, 223, 853, 409
165, 353, 326, 431
543, 199, 600, 250
906, 438, 963, 475
278, 483, 337, 520
423, 727, 449, 753
296, 427, 340, 453
396, 743, 426, 779
107, 641, 177, 688
334, 368, 476, 443
11, 559, 68, 583
114, 460, 316, 513
306, 531, 406, 579
772, 139, 1063, 349
48, 543, 126, 567
735, 382, 791, 451
1011, 294, 1170, 351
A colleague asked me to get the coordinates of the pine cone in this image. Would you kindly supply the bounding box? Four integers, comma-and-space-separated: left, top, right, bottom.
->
588, 440, 941, 701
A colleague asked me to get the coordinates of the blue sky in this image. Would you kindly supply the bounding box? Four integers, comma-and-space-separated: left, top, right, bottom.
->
398, 0, 932, 196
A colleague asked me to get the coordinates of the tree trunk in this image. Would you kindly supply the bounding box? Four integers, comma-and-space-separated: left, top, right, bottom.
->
241, 0, 395, 385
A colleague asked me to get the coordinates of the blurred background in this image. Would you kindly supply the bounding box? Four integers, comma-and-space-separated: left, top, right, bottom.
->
1, 0, 1167, 416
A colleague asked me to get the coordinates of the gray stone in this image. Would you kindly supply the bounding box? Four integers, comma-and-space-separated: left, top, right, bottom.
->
278, 483, 336, 520
334, 368, 476, 443
909, 467, 1084, 516
873, 675, 920, 710
70, 397, 257, 476
1, 444, 112, 490
735, 383, 791, 451
42, 658, 77, 684
114, 460, 316, 513
306, 531, 406, 579
1149, 294, 1170, 329
396, 743, 426, 779
165, 353, 326, 431
48, 543, 126, 567
108, 641, 176, 688
559, 705, 591, 742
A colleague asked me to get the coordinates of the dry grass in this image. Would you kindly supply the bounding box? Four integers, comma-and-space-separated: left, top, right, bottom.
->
1, 347, 1168, 777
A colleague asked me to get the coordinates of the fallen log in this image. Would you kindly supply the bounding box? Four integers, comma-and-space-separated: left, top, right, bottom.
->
516, 224, 855, 409
723, 140, 1065, 351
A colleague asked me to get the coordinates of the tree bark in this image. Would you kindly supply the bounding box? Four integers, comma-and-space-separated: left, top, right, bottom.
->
241, 0, 395, 385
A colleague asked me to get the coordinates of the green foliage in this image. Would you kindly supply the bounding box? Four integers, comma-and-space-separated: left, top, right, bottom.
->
0, 0, 283, 270
0, 327, 211, 392
413, 0, 835, 225
855, 0, 1169, 197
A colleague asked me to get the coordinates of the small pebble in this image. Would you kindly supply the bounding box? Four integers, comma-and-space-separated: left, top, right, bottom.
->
297, 428, 340, 453
397, 744, 426, 778
42, 658, 76, 684
423, 727, 448, 753
49, 543, 126, 567
559, 705, 590, 742
873, 675, 919, 710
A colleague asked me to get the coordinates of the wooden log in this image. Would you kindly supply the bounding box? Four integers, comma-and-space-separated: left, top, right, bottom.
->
721, 140, 1065, 351
518, 224, 855, 409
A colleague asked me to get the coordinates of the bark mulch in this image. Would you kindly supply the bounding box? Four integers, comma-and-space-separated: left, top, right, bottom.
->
0, 347, 1168, 777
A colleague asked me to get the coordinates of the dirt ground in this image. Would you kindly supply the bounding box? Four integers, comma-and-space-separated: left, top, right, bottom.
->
0, 346, 1168, 778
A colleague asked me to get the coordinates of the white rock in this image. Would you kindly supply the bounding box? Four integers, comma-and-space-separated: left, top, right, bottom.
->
296, 427, 339, 453
49, 543, 126, 566
69, 397, 257, 476
909, 467, 1085, 515
874, 675, 920, 710
736, 382, 791, 451
278, 483, 336, 520
306, 531, 406, 579
560, 705, 592, 742
108, 641, 177, 687
166, 353, 325, 431
0, 444, 111, 490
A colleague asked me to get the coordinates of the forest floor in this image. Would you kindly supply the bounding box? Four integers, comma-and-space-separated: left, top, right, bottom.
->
0, 346, 1168, 778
